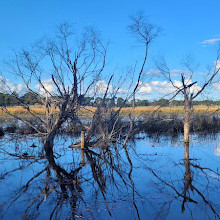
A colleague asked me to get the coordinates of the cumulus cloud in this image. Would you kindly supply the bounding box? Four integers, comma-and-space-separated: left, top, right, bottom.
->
201, 38, 220, 46
94, 80, 113, 94
0, 76, 24, 94
137, 79, 201, 96
172, 79, 201, 94
151, 80, 175, 94
181, 80, 201, 94
90, 78, 202, 98
88, 80, 130, 96
36, 79, 55, 96
138, 82, 152, 94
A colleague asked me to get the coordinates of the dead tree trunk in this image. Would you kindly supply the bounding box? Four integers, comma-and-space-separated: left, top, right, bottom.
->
157, 47, 220, 144
184, 99, 192, 143
44, 128, 59, 162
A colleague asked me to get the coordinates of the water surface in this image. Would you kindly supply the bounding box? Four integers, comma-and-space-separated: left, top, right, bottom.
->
0, 133, 220, 219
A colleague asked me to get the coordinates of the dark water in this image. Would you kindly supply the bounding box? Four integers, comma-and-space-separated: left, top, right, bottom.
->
0, 133, 220, 219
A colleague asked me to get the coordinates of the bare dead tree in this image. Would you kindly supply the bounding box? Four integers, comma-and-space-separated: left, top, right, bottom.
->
122, 12, 160, 146
2, 12, 160, 154
72, 12, 161, 147
4, 23, 107, 154
128, 12, 160, 103
156, 48, 220, 143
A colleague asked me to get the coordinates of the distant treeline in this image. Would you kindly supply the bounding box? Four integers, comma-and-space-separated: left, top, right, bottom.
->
1, 92, 220, 107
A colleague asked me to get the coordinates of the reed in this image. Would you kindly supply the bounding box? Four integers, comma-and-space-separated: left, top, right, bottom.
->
0, 105, 219, 117
119, 106, 220, 115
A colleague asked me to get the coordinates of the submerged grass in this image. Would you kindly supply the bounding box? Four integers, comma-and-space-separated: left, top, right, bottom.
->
1, 110, 220, 137
0, 105, 220, 118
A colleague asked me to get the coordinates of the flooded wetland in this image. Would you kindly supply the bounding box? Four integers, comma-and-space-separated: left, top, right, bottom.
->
1, 132, 220, 219
1, 2, 220, 219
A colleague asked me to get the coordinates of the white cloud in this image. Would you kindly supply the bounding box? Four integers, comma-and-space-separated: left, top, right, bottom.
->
96, 80, 112, 93
173, 79, 201, 94
0, 76, 24, 94
201, 38, 220, 45
215, 60, 220, 71
170, 70, 187, 76
151, 81, 176, 94
137, 79, 201, 96
36, 79, 55, 96
145, 70, 161, 75
145, 69, 187, 77
91, 78, 202, 98
206, 60, 220, 90
138, 82, 152, 94
184, 80, 201, 94
213, 82, 220, 90
16, 84, 24, 93
87, 79, 130, 96
90, 80, 113, 95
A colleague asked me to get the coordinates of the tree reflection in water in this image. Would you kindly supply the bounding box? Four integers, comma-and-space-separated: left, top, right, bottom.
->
148, 141, 220, 219
0, 136, 141, 219
0, 135, 220, 219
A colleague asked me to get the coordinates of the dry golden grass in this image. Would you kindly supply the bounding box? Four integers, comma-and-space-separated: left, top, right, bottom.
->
119, 106, 220, 115
0, 105, 58, 117
0, 105, 219, 118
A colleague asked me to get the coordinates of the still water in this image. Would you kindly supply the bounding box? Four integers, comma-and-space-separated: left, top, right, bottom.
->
0, 133, 220, 219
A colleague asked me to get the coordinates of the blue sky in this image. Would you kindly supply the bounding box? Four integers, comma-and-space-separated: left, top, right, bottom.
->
0, 0, 220, 99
